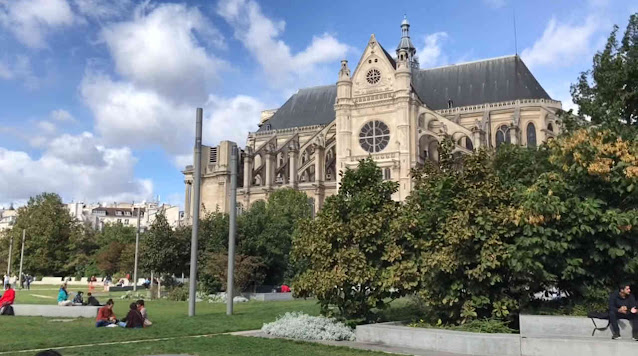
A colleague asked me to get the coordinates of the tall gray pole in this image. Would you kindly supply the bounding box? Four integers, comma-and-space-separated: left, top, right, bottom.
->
18, 230, 25, 289
133, 207, 141, 292
188, 108, 203, 317
226, 145, 238, 315
6, 236, 13, 277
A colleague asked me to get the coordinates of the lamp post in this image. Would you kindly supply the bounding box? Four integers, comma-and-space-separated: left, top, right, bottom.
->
188, 108, 203, 317
133, 207, 141, 292
226, 145, 238, 315
18, 229, 25, 289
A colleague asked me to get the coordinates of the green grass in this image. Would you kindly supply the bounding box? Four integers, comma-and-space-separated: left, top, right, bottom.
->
2, 285, 385, 355
32, 335, 384, 356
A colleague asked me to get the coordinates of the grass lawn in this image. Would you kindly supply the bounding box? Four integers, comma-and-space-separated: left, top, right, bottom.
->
1, 285, 386, 356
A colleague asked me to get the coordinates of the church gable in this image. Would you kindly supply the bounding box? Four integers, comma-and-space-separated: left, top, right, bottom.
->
351, 35, 397, 97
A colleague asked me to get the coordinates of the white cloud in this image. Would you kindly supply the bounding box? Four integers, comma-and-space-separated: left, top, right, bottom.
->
0, 0, 75, 49
37, 121, 57, 135
521, 17, 599, 69
203, 94, 263, 147
217, 0, 349, 89
50, 109, 75, 122
0, 55, 40, 89
100, 2, 226, 103
80, 71, 193, 155
417, 32, 449, 68
73, 0, 132, 20
0, 132, 152, 206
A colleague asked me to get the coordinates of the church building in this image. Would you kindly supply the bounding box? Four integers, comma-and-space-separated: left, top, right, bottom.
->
182, 17, 562, 218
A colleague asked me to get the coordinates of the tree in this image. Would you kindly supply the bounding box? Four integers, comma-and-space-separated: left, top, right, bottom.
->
571, 13, 638, 126
141, 213, 189, 276
238, 188, 311, 285
292, 158, 414, 321
7, 193, 78, 276
202, 252, 266, 294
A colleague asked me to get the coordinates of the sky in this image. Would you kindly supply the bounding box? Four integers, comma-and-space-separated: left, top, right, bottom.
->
0, 0, 636, 209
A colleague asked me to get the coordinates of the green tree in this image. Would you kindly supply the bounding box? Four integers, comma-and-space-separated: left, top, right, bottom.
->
238, 188, 311, 285
8, 193, 77, 276
292, 159, 414, 321
571, 13, 638, 126
141, 213, 189, 276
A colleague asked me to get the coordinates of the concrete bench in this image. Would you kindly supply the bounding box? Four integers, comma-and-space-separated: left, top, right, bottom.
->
519, 314, 632, 339
242, 292, 294, 301
12, 304, 100, 318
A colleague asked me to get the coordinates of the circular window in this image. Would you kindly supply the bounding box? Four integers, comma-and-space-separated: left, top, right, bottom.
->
359, 121, 390, 153
366, 69, 381, 84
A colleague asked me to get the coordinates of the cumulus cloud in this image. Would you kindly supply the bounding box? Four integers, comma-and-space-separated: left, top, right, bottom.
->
0, 0, 75, 49
36, 121, 57, 135
417, 32, 449, 68
0, 59, 11, 79
50, 109, 75, 122
73, 0, 132, 20
521, 17, 599, 69
100, 2, 226, 103
203, 94, 263, 146
0, 55, 40, 89
217, 0, 349, 89
0, 132, 152, 206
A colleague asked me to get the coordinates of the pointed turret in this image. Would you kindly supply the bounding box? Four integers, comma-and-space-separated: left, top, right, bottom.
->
396, 15, 419, 69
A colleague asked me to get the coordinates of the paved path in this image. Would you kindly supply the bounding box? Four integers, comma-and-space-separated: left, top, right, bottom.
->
231, 330, 467, 356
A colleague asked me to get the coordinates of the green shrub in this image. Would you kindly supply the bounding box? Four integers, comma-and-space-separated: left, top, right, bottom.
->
198, 273, 222, 295
167, 286, 189, 301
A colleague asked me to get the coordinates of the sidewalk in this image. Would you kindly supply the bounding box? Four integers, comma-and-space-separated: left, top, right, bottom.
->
231, 330, 467, 356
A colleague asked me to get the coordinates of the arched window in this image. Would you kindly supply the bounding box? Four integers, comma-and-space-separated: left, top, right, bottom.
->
527, 123, 537, 148
496, 125, 510, 147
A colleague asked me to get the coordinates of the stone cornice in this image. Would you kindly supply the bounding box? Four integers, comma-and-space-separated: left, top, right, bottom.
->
435, 98, 562, 115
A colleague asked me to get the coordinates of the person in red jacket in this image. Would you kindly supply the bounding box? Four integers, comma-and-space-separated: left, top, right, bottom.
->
95, 299, 117, 327
0, 283, 15, 313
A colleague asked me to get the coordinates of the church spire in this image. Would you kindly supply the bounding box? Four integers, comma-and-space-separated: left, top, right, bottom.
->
396, 15, 419, 69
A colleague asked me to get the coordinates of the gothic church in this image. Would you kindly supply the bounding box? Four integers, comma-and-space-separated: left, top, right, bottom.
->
182, 17, 562, 218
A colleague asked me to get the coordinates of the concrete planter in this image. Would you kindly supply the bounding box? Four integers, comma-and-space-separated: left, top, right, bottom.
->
242, 292, 294, 301
519, 314, 630, 339
356, 322, 520, 356
13, 304, 100, 318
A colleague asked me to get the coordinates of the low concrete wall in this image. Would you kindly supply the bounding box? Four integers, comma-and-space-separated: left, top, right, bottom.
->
13, 304, 100, 318
519, 314, 630, 339
522, 336, 636, 356
356, 322, 520, 356
244, 293, 294, 301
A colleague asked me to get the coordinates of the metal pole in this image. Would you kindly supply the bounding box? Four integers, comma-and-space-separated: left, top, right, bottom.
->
18, 230, 25, 289
133, 207, 141, 292
188, 108, 203, 317
227, 145, 238, 315
7, 236, 13, 277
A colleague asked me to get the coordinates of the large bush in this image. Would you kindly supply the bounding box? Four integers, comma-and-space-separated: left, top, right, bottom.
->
292, 158, 418, 321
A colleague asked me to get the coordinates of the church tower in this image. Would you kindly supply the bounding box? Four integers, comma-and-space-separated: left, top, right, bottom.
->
396, 15, 419, 69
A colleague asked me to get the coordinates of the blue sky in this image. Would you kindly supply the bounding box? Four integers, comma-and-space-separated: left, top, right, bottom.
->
0, 0, 635, 209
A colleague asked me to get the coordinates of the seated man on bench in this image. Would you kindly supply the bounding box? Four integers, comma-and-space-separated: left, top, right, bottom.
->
610, 282, 638, 340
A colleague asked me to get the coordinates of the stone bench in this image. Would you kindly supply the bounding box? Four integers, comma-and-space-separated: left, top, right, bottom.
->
519, 314, 632, 339
12, 304, 100, 318
242, 292, 294, 301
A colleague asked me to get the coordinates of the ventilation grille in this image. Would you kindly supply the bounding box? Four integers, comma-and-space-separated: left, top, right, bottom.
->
209, 147, 218, 164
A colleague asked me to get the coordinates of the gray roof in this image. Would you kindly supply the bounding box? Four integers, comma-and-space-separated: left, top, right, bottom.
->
260, 55, 551, 131
412, 55, 551, 110
258, 85, 337, 131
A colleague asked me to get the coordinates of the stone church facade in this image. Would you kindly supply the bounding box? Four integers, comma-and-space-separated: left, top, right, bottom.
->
182, 17, 562, 218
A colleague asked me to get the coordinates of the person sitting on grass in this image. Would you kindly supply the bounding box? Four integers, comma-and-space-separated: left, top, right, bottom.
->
136, 299, 152, 327
72, 291, 84, 306
0, 283, 16, 315
118, 302, 144, 328
87, 292, 101, 306
609, 282, 638, 340
57, 284, 72, 306
95, 299, 117, 327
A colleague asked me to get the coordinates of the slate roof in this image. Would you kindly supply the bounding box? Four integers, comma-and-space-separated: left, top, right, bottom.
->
259, 55, 551, 131
412, 55, 551, 110
258, 85, 337, 131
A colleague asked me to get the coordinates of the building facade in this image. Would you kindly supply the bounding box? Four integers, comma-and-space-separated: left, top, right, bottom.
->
67, 202, 183, 230
183, 17, 562, 217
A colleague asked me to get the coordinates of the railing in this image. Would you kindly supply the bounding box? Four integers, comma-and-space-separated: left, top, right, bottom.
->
436, 98, 562, 115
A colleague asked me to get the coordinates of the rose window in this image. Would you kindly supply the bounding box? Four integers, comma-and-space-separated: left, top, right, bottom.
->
366, 69, 381, 84
359, 121, 390, 153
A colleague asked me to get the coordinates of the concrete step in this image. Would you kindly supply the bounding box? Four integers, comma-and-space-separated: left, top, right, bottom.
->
522, 335, 638, 356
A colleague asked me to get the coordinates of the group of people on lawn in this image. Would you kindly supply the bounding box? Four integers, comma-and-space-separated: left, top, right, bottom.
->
95, 298, 152, 328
